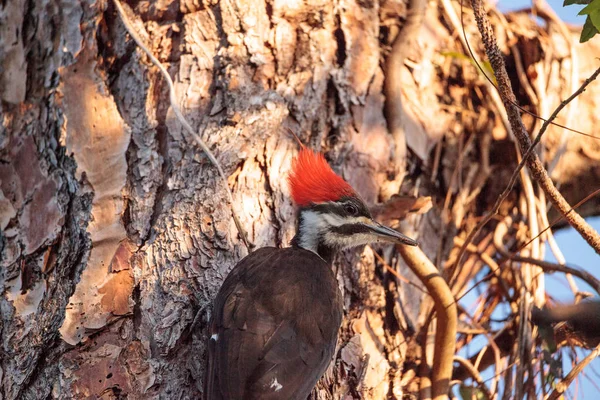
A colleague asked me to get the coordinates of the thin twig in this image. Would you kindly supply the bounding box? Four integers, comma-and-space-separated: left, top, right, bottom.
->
456, 187, 600, 305
519, 188, 600, 252
515, 282, 532, 400
372, 249, 428, 295
454, 317, 518, 396
515, 146, 543, 307
459, 308, 502, 398
536, 194, 579, 295
453, 236, 511, 300
112, 0, 252, 251
493, 216, 600, 295
546, 343, 600, 400
453, 356, 494, 400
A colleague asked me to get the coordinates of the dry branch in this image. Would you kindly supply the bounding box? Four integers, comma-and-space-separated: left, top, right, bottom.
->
398, 245, 457, 400
453, 356, 493, 400
546, 343, 600, 400
469, 0, 600, 257
493, 212, 600, 296
510, 257, 600, 297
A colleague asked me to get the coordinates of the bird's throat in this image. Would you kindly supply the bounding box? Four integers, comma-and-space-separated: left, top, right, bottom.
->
291, 209, 335, 263
291, 235, 335, 264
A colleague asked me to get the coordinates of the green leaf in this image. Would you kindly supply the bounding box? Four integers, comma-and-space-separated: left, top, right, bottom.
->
440, 50, 471, 61
580, 15, 600, 42
579, 0, 600, 15
440, 51, 497, 85
481, 61, 497, 85
459, 385, 489, 400
590, 9, 600, 30
564, 0, 592, 5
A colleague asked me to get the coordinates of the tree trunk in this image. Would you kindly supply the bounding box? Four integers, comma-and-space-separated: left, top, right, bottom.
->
1, 0, 599, 399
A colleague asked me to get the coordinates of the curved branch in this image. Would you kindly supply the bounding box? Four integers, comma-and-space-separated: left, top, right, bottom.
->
492, 220, 600, 296
505, 256, 600, 297
398, 244, 457, 400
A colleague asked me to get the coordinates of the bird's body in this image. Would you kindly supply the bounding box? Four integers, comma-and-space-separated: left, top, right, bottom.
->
204, 148, 418, 399
204, 246, 342, 400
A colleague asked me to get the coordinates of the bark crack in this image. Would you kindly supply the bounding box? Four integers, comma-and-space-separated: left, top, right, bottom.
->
334, 13, 347, 68
138, 122, 171, 248
258, 145, 282, 247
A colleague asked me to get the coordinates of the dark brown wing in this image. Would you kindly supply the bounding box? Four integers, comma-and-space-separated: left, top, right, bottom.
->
204, 247, 343, 400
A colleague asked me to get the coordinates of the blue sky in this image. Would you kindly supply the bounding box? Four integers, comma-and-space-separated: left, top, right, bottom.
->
498, 0, 587, 24
458, 1, 599, 397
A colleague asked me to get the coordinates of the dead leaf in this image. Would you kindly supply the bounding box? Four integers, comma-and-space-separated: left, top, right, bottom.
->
371, 195, 432, 224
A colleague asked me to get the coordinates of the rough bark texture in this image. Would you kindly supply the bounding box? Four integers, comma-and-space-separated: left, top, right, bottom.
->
1, 0, 600, 399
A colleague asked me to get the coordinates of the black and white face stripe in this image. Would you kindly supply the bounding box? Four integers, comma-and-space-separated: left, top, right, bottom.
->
329, 224, 374, 235
294, 197, 382, 255
292, 196, 418, 259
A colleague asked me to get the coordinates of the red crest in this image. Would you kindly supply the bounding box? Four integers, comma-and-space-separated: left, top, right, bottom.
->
288, 149, 355, 206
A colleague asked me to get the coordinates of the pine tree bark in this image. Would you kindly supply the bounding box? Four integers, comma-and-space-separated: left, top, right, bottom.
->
1, 0, 600, 399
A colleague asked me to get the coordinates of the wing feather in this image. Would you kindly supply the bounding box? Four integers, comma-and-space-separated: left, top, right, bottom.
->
203, 247, 342, 400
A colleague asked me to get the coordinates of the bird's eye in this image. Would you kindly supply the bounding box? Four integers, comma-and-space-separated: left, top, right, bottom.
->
344, 204, 358, 215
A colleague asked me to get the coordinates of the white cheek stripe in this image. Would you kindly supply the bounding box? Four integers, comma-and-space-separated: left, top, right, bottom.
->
297, 210, 325, 254
321, 213, 369, 227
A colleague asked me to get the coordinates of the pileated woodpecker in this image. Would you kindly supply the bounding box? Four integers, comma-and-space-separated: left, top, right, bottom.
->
204, 148, 418, 399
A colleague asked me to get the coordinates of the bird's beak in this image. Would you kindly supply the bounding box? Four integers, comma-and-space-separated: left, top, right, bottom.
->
362, 220, 419, 246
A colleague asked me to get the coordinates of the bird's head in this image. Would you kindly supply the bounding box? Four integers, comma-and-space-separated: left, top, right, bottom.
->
288, 148, 418, 259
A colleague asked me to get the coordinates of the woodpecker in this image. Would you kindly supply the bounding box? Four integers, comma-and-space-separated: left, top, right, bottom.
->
204, 148, 418, 400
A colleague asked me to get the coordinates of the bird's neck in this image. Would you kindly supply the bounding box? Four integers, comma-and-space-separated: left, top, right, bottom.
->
291, 209, 335, 264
